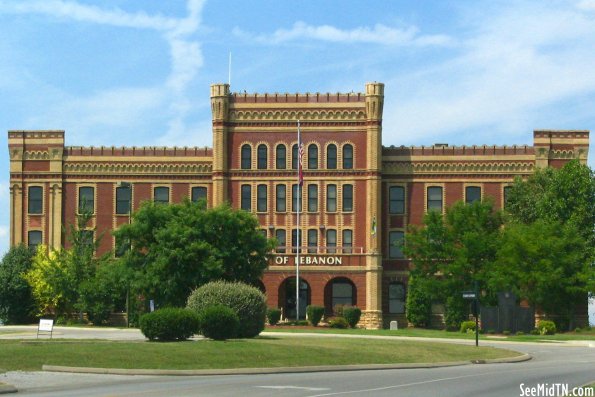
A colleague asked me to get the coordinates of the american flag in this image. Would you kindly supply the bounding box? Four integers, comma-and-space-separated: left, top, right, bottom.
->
298, 121, 304, 186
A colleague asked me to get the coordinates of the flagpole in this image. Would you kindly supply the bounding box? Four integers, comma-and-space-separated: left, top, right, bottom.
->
296, 120, 301, 322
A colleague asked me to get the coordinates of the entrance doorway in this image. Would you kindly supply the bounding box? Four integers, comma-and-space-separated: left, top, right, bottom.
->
280, 278, 310, 320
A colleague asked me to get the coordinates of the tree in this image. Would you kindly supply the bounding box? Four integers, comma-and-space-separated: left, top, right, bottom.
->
403, 200, 504, 327
0, 245, 36, 324
113, 200, 275, 308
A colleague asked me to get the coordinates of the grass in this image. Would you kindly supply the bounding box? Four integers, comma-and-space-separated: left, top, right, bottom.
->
0, 336, 519, 371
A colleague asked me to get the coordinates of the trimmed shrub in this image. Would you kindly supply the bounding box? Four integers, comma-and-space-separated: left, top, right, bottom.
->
328, 317, 349, 329
187, 281, 267, 338
537, 320, 556, 335
333, 304, 345, 317
405, 276, 432, 328
343, 306, 362, 328
140, 308, 200, 341
444, 296, 468, 331
199, 305, 239, 340
529, 328, 540, 335
306, 305, 325, 326
267, 308, 281, 326
460, 320, 476, 333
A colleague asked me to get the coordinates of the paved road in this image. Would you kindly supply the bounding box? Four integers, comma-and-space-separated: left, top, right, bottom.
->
1, 326, 594, 396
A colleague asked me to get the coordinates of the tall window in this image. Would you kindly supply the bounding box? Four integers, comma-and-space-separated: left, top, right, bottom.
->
331, 279, 354, 307
308, 229, 317, 254
343, 144, 353, 169
28, 230, 42, 250
78, 186, 94, 213
275, 229, 286, 253
389, 186, 405, 214
116, 186, 131, 215
308, 184, 318, 212
326, 229, 337, 254
154, 187, 169, 204
241, 184, 251, 211
389, 231, 405, 259
327, 184, 337, 212
257, 144, 267, 169
292, 144, 298, 170
292, 184, 301, 212
388, 283, 406, 314
503, 186, 512, 209
465, 186, 481, 204
28, 186, 43, 214
342, 184, 353, 212
241, 144, 251, 169
291, 229, 302, 253
257, 184, 267, 212
276, 144, 286, 169
327, 144, 337, 169
80, 230, 95, 251
191, 186, 207, 203
276, 184, 286, 212
308, 144, 318, 169
343, 229, 353, 254
427, 186, 443, 212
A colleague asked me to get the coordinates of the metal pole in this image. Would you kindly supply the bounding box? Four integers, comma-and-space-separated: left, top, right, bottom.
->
296, 120, 301, 322
475, 279, 479, 347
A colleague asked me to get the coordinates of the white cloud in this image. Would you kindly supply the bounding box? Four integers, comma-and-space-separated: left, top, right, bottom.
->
0, 225, 7, 239
577, 0, 595, 11
233, 21, 453, 46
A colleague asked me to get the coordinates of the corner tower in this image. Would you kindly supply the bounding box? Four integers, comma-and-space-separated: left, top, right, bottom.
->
210, 83, 231, 205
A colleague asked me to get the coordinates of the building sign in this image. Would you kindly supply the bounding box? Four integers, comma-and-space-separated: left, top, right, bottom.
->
273, 255, 343, 266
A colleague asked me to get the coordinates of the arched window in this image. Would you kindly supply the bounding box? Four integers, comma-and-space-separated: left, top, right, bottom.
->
343, 144, 353, 169
388, 283, 406, 314
308, 144, 318, 169
241, 144, 251, 169
276, 144, 286, 169
292, 144, 298, 170
327, 144, 337, 169
257, 144, 267, 169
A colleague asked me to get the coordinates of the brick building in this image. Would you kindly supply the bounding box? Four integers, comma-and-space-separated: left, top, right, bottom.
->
7, 82, 590, 328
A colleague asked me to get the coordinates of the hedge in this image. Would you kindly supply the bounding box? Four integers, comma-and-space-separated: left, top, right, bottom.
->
139, 308, 200, 341
306, 305, 325, 326
199, 305, 239, 340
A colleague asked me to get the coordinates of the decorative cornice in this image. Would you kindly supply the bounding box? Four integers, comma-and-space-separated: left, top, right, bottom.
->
229, 109, 366, 122
63, 162, 213, 175
382, 161, 535, 175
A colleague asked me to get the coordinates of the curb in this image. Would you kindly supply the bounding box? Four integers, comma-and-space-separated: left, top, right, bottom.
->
0, 384, 17, 394
42, 353, 531, 376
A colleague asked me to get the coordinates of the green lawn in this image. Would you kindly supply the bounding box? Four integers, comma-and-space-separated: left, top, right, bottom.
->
0, 336, 519, 371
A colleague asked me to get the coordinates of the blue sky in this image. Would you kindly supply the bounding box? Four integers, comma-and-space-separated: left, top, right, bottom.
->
1, 0, 595, 258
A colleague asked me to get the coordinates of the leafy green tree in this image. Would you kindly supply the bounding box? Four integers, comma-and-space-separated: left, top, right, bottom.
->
404, 200, 503, 305
114, 200, 275, 308
0, 245, 36, 324
405, 275, 433, 328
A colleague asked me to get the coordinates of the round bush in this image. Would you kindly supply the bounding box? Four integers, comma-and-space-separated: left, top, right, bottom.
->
199, 305, 239, 340
140, 308, 200, 341
267, 308, 281, 326
187, 281, 267, 338
537, 320, 556, 335
342, 306, 362, 328
460, 320, 476, 333
306, 305, 325, 326
329, 317, 349, 329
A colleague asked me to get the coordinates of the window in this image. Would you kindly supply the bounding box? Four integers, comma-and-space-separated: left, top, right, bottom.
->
327, 144, 337, 169
343, 144, 353, 169
332, 279, 354, 307
275, 229, 286, 253
116, 186, 131, 215
503, 186, 512, 209
241, 184, 251, 211
257, 144, 267, 169
291, 229, 302, 253
28, 230, 42, 250
115, 235, 130, 258
326, 229, 337, 254
389, 231, 405, 259
154, 187, 169, 204
191, 186, 207, 203
259, 229, 267, 237
465, 186, 481, 204
276, 184, 286, 212
28, 186, 43, 214
427, 186, 443, 212
308, 144, 318, 169
389, 186, 405, 214
308, 229, 317, 254
80, 230, 94, 251
257, 184, 267, 212
308, 184, 318, 212
241, 144, 251, 169
276, 144, 286, 169
292, 184, 302, 212
388, 283, 406, 314
292, 144, 298, 170
78, 186, 94, 213
342, 229, 352, 254
342, 184, 353, 212
326, 184, 337, 212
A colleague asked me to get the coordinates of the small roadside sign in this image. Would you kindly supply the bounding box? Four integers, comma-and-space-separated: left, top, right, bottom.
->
37, 318, 54, 339
462, 291, 476, 299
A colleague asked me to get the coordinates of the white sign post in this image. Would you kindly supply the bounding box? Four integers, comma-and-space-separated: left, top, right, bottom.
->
37, 319, 54, 339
